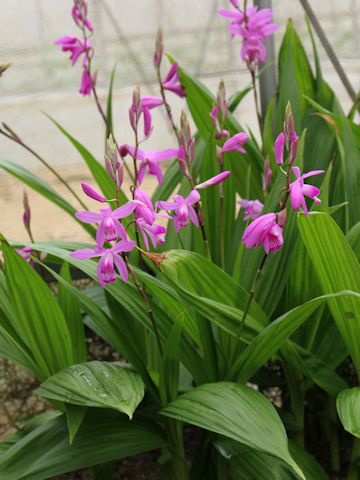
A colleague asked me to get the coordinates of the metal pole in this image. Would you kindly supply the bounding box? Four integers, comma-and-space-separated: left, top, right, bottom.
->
253, 0, 277, 120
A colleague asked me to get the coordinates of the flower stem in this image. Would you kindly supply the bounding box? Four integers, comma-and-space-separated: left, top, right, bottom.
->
250, 69, 263, 139
124, 256, 163, 355
219, 172, 225, 270
0, 126, 88, 211
79, 24, 135, 184
156, 64, 181, 145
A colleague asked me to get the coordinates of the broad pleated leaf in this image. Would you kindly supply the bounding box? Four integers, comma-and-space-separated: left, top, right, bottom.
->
0, 409, 166, 480
336, 388, 360, 438
161, 382, 304, 479
0, 239, 73, 381
298, 212, 360, 375
35, 361, 144, 419
214, 437, 328, 480
229, 291, 359, 382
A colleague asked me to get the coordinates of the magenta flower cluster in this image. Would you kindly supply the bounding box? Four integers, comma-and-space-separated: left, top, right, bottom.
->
54, 0, 94, 96
218, 2, 278, 67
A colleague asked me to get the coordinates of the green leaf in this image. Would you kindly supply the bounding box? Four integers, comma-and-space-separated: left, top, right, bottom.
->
347, 220, 360, 261
229, 290, 359, 383
0, 239, 73, 381
58, 262, 87, 363
336, 388, 360, 438
214, 437, 328, 480
65, 404, 87, 445
276, 19, 315, 133
0, 409, 166, 480
159, 316, 183, 404
35, 361, 145, 419
298, 212, 360, 376
160, 250, 267, 327
105, 63, 117, 138
0, 157, 96, 238
161, 382, 304, 479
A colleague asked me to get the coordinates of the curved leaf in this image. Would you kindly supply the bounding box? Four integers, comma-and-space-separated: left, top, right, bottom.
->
161, 382, 304, 479
0, 409, 166, 480
35, 361, 144, 419
336, 388, 360, 438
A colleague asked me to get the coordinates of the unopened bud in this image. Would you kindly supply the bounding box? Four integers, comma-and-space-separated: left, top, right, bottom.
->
153, 26, 163, 68
284, 101, 294, 151
116, 162, 124, 190
81, 182, 106, 203
104, 155, 116, 181
216, 145, 223, 165
217, 79, 228, 123
189, 138, 195, 165
195, 171, 231, 190
230, 0, 239, 7
289, 133, 299, 165
262, 155, 272, 191
180, 110, 191, 146
23, 190, 31, 231
278, 208, 287, 227
129, 108, 136, 132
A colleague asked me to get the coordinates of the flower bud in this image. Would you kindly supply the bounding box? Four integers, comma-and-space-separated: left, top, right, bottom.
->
116, 162, 124, 190
277, 208, 287, 227
284, 101, 294, 151
189, 138, 195, 165
23, 190, 31, 232
262, 155, 272, 191
195, 171, 231, 190
81, 183, 106, 202
216, 145, 223, 165
153, 26, 163, 68
104, 155, 116, 181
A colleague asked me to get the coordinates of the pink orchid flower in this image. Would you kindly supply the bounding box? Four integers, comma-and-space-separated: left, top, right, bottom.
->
126, 146, 178, 185
221, 132, 248, 154
156, 190, 200, 232
238, 199, 264, 221
210, 106, 229, 139
54, 35, 90, 67
16, 247, 35, 268
162, 62, 185, 98
70, 240, 136, 287
289, 167, 324, 217
130, 96, 164, 137
133, 188, 156, 225
72, 0, 93, 31
75, 203, 137, 247
136, 218, 166, 251
242, 212, 283, 254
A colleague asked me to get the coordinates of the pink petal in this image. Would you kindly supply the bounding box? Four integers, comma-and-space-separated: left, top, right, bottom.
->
75, 211, 103, 223
185, 189, 201, 205
70, 248, 102, 260
188, 206, 199, 227
113, 254, 128, 283
111, 202, 137, 219
96, 222, 105, 247
274, 132, 285, 165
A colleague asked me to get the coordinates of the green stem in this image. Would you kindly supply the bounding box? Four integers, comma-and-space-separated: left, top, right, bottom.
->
250, 69, 263, 140
219, 166, 225, 270
347, 438, 360, 480
167, 419, 190, 480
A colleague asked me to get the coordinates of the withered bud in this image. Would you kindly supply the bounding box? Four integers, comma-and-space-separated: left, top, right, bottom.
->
132, 85, 141, 116
137, 248, 168, 272
189, 138, 195, 165
104, 154, 116, 181
217, 79, 228, 122
180, 110, 191, 146
278, 208, 287, 227
216, 145, 223, 165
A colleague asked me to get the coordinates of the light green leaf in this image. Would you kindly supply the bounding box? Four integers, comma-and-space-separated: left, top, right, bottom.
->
336, 388, 360, 438
0, 238, 73, 381
35, 361, 145, 419
161, 382, 304, 479
298, 212, 360, 376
